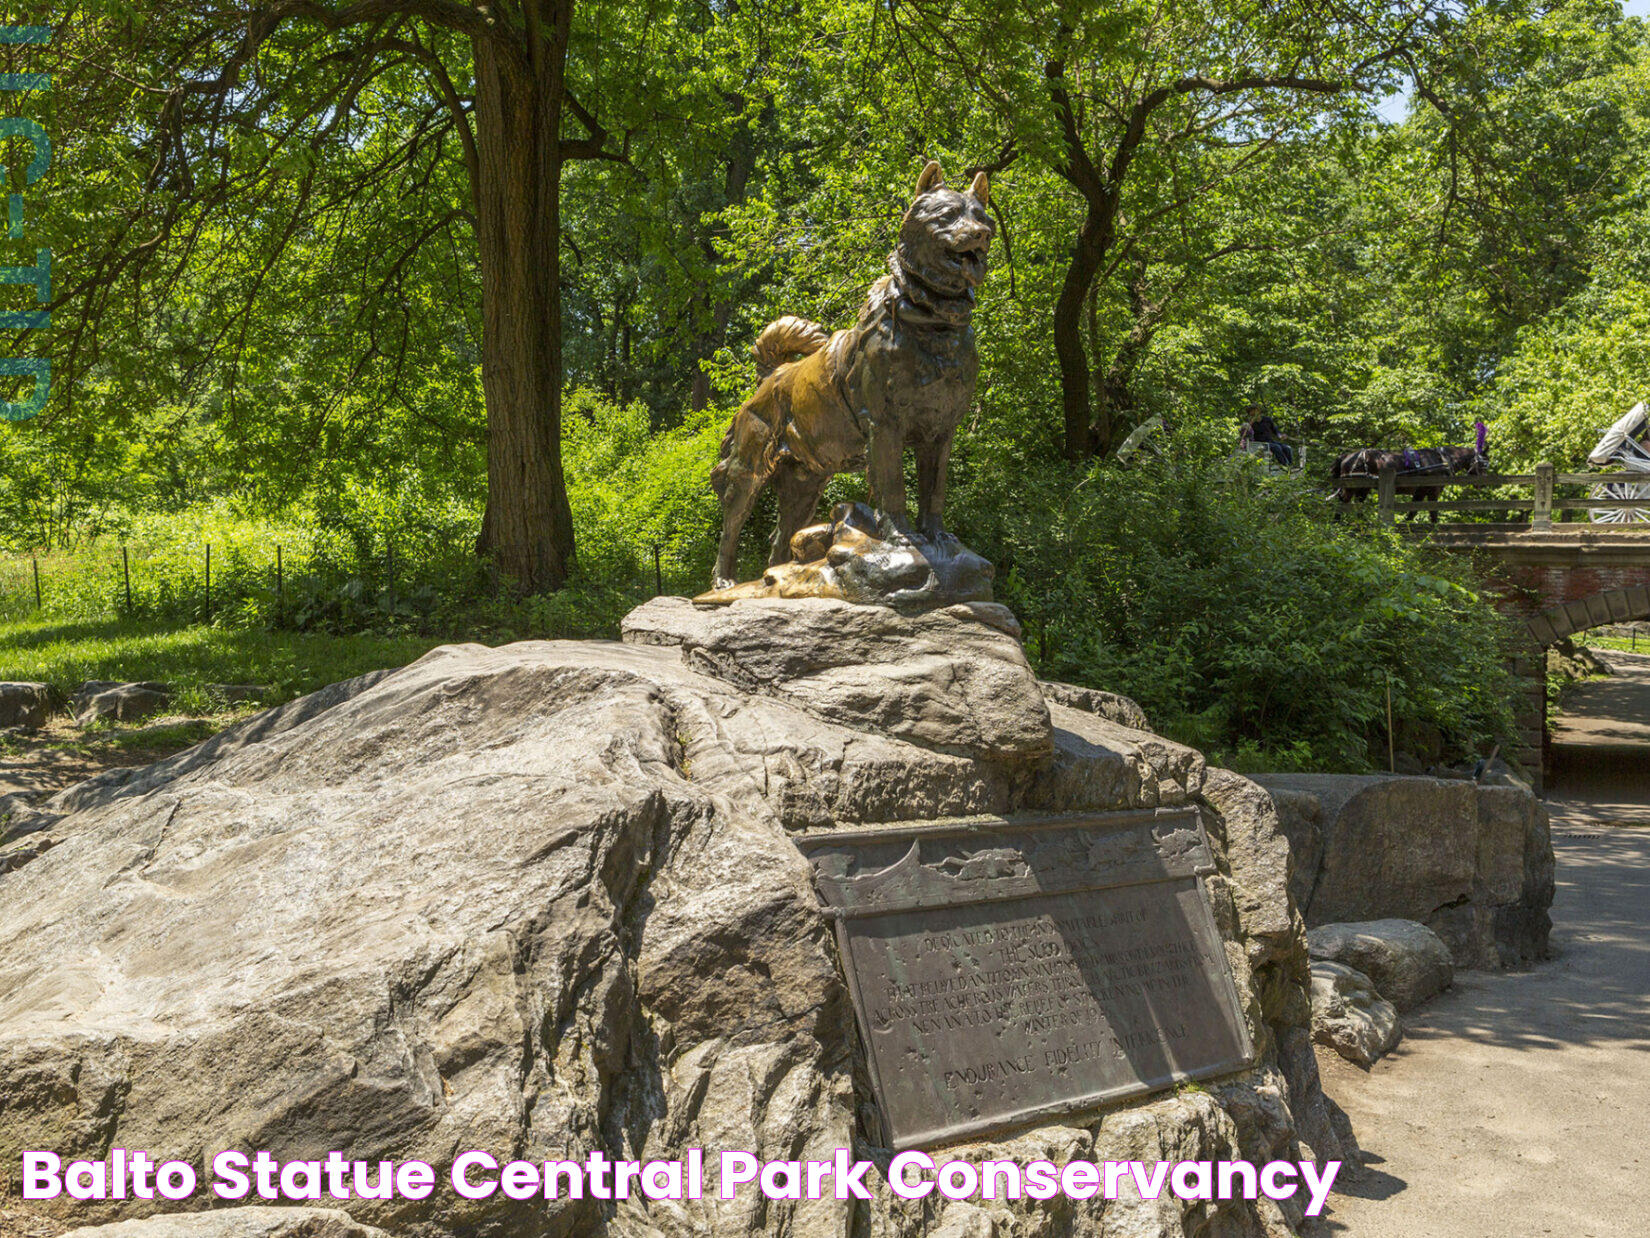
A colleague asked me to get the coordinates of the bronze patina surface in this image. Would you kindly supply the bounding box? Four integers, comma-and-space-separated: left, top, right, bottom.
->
693, 500, 993, 610
798, 809, 1255, 1150
707, 161, 995, 602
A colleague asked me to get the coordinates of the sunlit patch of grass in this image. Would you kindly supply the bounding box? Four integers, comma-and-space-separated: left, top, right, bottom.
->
46, 719, 223, 754
1582, 633, 1650, 654
0, 617, 456, 709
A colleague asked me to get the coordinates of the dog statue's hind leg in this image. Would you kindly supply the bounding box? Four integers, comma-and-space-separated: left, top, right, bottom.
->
711, 415, 775, 589
710, 399, 785, 588
769, 462, 830, 566
713, 462, 767, 589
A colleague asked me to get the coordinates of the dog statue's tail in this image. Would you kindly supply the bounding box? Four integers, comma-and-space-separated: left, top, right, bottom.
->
711, 316, 830, 501
751, 315, 829, 379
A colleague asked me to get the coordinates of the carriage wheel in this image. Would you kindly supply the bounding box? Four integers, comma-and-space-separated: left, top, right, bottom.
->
1588, 481, 1650, 523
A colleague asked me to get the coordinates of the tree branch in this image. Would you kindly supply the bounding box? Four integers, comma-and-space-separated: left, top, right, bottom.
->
563, 90, 629, 162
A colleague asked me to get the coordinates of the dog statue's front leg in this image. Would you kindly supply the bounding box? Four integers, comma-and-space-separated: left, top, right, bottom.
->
915, 438, 951, 541
865, 422, 913, 537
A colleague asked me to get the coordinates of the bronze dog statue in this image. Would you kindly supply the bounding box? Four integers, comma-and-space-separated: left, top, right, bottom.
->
709, 161, 994, 590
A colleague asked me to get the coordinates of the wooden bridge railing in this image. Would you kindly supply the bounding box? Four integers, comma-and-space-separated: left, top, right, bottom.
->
1335, 462, 1650, 527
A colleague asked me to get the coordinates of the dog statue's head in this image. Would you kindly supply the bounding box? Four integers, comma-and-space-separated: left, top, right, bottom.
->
895, 161, 995, 298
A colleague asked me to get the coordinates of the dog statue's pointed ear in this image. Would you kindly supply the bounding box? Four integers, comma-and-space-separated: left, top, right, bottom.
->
914, 160, 944, 197
969, 171, 990, 206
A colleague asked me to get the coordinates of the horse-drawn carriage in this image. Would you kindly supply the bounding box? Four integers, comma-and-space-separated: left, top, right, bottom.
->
1328, 422, 1491, 517
1585, 402, 1650, 524
1324, 407, 1650, 523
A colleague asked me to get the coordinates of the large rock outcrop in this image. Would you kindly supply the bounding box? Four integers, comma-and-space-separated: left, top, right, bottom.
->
0, 603, 1343, 1238
620, 596, 1052, 763
1253, 773, 1554, 969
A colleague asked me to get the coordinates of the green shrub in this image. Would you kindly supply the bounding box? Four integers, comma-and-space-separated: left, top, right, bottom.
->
1488, 280, 1650, 470
953, 445, 1516, 770
561, 389, 728, 589
2, 391, 1520, 774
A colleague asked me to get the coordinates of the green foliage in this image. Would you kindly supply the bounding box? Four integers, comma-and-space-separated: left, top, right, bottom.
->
955, 450, 1515, 769
561, 389, 726, 588
1490, 280, 1650, 468
3, 441, 1517, 772
0, 465, 635, 640
12, 0, 1621, 774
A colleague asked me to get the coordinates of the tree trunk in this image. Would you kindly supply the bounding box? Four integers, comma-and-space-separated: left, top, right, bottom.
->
1096, 264, 1162, 457
1054, 219, 1105, 460
469, 18, 576, 593
1097, 327, 1154, 457
1085, 285, 1111, 456
689, 354, 712, 412
688, 104, 758, 412
1093, 373, 1132, 458
688, 298, 734, 412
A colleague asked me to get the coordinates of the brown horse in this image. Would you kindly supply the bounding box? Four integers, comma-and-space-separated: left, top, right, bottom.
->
1329, 430, 1490, 519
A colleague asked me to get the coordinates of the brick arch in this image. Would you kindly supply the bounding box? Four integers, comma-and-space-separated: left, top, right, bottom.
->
1524, 584, 1650, 647
1427, 532, 1650, 793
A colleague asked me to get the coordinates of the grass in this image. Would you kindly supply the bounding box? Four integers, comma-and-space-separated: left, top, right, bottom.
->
1582, 632, 1650, 654
52, 718, 224, 751
0, 501, 651, 726
0, 616, 461, 712
0, 506, 317, 625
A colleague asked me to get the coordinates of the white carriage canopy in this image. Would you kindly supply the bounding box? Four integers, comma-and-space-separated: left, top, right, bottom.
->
1588, 402, 1650, 469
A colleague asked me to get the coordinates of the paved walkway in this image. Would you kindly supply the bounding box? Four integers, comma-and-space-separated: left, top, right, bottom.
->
1546, 649, 1650, 828
1318, 650, 1650, 1236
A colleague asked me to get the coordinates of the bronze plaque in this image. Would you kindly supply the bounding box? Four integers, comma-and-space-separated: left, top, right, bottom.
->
798, 809, 1254, 1149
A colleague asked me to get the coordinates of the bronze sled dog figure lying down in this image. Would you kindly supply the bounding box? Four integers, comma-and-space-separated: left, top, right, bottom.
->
710, 161, 994, 589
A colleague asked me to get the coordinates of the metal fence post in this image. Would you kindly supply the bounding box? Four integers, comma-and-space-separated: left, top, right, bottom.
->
276, 545, 284, 626
1533, 461, 1554, 528
32, 557, 40, 609
122, 546, 132, 613
204, 543, 212, 621
1377, 465, 1398, 524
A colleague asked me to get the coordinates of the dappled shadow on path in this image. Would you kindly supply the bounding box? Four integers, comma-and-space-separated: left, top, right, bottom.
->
1317, 830, 1650, 1235
1551, 676, 1650, 744
0, 718, 221, 804
1395, 831, 1650, 1056
1548, 648, 1650, 813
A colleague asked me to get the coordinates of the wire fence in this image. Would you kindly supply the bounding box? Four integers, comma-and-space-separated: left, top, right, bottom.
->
2, 531, 678, 636
3, 535, 432, 628
1593, 622, 1650, 652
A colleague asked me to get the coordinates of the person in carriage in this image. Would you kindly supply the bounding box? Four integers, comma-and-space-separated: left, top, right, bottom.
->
1237, 405, 1295, 467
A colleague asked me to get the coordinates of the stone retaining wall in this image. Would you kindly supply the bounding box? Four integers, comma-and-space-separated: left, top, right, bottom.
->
1252, 773, 1554, 969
